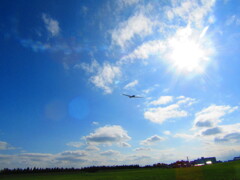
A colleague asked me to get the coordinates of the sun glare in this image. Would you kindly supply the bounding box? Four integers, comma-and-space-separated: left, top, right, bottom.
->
167, 27, 213, 74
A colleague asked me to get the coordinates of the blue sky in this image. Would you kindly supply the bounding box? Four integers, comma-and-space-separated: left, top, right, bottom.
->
1, 0, 240, 169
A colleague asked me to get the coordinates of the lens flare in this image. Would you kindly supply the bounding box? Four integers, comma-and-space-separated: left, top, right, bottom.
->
166, 26, 213, 74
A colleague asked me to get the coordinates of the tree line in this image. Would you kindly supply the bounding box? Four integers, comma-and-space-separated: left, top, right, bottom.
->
0, 165, 140, 175
1, 159, 217, 175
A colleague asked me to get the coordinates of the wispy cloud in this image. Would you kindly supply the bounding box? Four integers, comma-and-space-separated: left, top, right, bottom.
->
124, 80, 138, 89
116, 0, 216, 74
81, 6, 88, 16
120, 25, 214, 73
81, 60, 121, 94
19, 39, 50, 52
90, 63, 121, 94
134, 147, 151, 151
0, 141, 9, 150
226, 15, 240, 26
118, 0, 141, 7
0, 141, 15, 150
42, 13, 60, 36
66, 142, 84, 148
174, 133, 195, 141
111, 13, 154, 49
119, 40, 166, 65
166, 0, 215, 28
92, 121, 99, 125
79, 60, 99, 73
19, 153, 53, 161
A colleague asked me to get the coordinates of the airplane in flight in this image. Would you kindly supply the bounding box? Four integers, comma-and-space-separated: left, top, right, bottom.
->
122, 94, 144, 98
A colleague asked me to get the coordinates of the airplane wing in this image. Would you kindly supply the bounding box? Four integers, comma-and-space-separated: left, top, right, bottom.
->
122, 94, 144, 98
133, 96, 143, 98
122, 94, 131, 97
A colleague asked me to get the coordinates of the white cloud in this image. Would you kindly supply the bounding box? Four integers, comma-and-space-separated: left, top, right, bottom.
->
85, 145, 100, 151
213, 123, 240, 144
144, 104, 188, 124
59, 150, 87, 157
219, 123, 240, 134
140, 135, 165, 146
57, 150, 88, 163
112, 13, 154, 49
66, 142, 84, 148
173, 105, 239, 144
193, 105, 238, 128
173, 109, 240, 145
163, 130, 171, 135
119, 142, 131, 147
172, 104, 238, 142
201, 127, 222, 136
84, 125, 131, 146
215, 133, 240, 143
149, 96, 173, 106
124, 80, 138, 89
100, 150, 120, 156
177, 96, 185, 99
42, 13, 60, 36
125, 155, 153, 165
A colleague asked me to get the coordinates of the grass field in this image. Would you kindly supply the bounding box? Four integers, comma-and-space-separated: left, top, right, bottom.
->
1, 161, 240, 180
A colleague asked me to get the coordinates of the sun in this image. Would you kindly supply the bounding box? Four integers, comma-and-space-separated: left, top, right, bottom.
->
166, 27, 213, 74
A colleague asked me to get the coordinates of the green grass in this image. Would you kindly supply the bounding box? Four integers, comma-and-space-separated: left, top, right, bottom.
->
1, 161, 240, 180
